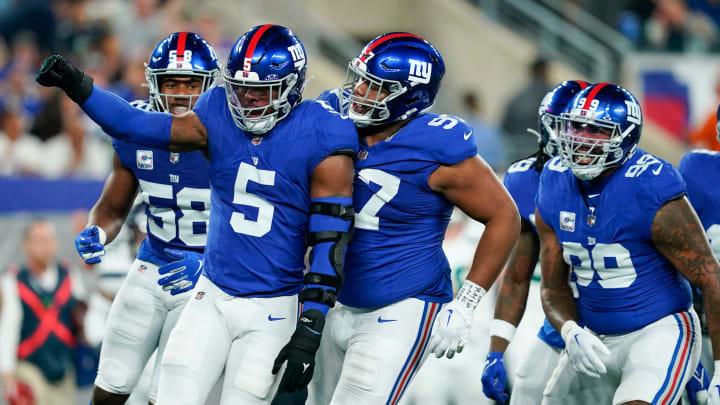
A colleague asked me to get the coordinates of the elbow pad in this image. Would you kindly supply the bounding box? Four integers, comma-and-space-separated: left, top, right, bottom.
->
300, 197, 354, 315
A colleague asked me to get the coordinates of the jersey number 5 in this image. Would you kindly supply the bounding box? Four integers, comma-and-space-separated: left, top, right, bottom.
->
230, 162, 276, 237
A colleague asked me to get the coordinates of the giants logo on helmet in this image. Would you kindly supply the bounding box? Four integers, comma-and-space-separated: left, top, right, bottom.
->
624, 99, 642, 125
287, 44, 305, 69
408, 59, 432, 85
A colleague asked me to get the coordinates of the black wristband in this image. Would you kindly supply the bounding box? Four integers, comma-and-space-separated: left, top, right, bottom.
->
66, 72, 94, 105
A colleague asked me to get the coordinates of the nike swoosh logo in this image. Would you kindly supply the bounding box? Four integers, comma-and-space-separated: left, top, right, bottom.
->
446, 309, 453, 326
152, 56, 162, 63
377, 316, 397, 323
588, 194, 600, 198
302, 362, 310, 373
463, 131, 473, 140
268, 315, 286, 321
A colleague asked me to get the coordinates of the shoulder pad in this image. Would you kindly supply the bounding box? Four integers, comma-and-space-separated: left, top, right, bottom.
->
130, 100, 154, 112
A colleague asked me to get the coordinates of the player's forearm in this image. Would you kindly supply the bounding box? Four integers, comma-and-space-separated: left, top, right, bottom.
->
540, 281, 577, 332
465, 210, 520, 289
492, 230, 538, 327
87, 203, 128, 245
81, 85, 171, 149
702, 285, 720, 359
493, 274, 530, 337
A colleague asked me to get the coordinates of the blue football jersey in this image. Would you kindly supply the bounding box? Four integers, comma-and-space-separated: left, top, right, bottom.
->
113, 100, 210, 264
319, 88, 478, 308
536, 150, 691, 335
194, 87, 358, 297
504, 157, 541, 232
678, 150, 720, 260
503, 157, 565, 349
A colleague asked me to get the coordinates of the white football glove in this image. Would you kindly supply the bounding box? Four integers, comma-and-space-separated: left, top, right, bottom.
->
709, 372, 720, 405
428, 280, 486, 359
561, 320, 610, 378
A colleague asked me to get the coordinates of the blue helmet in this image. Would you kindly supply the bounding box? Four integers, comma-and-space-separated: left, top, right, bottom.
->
559, 82, 643, 180
531, 80, 590, 157
340, 32, 445, 127
145, 32, 220, 113
224, 24, 307, 134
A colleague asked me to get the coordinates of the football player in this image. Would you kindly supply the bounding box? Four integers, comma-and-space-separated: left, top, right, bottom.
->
309, 33, 520, 405
480, 80, 589, 405
677, 103, 720, 402
72, 31, 219, 405
537, 83, 720, 405
37, 24, 358, 405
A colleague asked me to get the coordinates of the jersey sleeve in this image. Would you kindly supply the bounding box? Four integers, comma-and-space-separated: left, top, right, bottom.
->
678, 151, 706, 214
503, 164, 538, 226
435, 118, 478, 165
316, 88, 344, 112
535, 157, 564, 233
192, 87, 225, 159
632, 159, 686, 239
307, 101, 359, 175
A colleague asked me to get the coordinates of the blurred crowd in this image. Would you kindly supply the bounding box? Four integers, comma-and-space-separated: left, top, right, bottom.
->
0, 0, 237, 180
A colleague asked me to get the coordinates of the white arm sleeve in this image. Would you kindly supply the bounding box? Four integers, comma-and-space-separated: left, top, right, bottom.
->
0, 274, 21, 374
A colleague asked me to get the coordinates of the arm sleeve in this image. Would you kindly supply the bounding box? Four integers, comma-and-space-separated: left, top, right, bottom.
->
80, 85, 172, 149
0, 274, 21, 374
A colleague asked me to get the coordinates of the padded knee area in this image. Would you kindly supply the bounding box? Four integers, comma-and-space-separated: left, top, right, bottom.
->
95, 358, 133, 394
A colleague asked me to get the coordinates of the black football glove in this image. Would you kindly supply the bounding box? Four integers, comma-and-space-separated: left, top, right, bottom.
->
36, 55, 94, 104
272, 309, 324, 394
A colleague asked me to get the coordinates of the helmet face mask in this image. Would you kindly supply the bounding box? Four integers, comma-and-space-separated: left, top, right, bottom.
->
224, 69, 297, 134
145, 32, 220, 114
339, 32, 445, 127
558, 83, 642, 180
149, 74, 206, 114
535, 80, 590, 158
224, 25, 307, 135
341, 60, 406, 127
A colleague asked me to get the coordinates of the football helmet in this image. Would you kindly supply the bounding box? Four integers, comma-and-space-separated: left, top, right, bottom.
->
530, 80, 590, 157
145, 32, 220, 113
558, 83, 642, 180
340, 32, 445, 127
224, 24, 307, 134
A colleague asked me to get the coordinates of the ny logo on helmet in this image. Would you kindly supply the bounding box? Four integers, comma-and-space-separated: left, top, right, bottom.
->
624, 99, 641, 125
288, 44, 305, 69
408, 59, 432, 85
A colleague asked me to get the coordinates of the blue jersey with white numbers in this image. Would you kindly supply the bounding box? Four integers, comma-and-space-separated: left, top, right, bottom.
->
113, 100, 210, 265
194, 87, 358, 297
679, 150, 720, 260
536, 151, 691, 335
318, 89, 478, 308
503, 157, 565, 348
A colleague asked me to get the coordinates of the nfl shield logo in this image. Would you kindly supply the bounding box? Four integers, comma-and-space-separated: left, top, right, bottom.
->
559, 211, 576, 232
195, 291, 205, 300
252, 136, 263, 146
136, 150, 153, 170
358, 150, 368, 160
170, 152, 180, 164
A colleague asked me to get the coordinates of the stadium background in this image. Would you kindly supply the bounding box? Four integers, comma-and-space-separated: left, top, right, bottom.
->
1, 0, 719, 404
